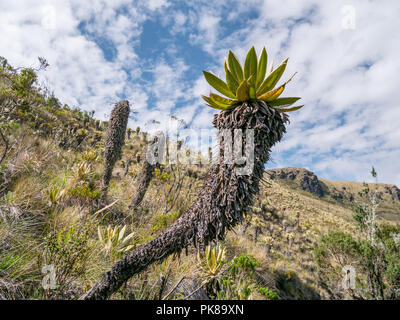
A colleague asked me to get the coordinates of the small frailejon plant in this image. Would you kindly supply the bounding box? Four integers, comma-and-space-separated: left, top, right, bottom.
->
46, 176, 67, 207
197, 244, 227, 279
97, 225, 135, 262
197, 243, 227, 296
66, 161, 100, 205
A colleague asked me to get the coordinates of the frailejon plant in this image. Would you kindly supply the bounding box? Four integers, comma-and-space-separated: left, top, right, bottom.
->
129, 136, 161, 210
81, 46, 302, 299
101, 100, 130, 200
197, 244, 227, 278
197, 244, 227, 296
97, 225, 135, 262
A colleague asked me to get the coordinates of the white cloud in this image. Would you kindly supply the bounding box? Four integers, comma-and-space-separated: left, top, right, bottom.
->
151, 59, 189, 110
198, 0, 400, 185
0, 0, 147, 120
1, 0, 399, 186
190, 13, 221, 54
146, 0, 170, 11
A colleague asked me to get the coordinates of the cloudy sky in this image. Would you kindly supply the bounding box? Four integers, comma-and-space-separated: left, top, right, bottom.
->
1, 0, 399, 185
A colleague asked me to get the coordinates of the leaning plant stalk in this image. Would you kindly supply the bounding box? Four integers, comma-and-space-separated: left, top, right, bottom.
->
0, 128, 9, 165
101, 100, 130, 200
80, 101, 288, 300
129, 136, 161, 210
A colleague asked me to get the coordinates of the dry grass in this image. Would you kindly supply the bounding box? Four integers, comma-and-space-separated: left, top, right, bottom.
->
1, 119, 399, 300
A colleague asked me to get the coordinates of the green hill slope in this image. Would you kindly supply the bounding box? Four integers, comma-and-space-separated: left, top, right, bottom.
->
1, 57, 399, 300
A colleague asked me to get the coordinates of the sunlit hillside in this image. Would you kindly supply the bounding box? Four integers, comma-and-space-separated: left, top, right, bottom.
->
1, 57, 399, 300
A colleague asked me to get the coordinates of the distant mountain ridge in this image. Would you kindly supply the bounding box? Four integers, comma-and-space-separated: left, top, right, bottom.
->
266, 167, 400, 221
266, 167, 326, 197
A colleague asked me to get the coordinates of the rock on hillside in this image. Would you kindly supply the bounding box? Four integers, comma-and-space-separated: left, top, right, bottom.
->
384, 185, 400, 201
266, 168, 400, 222
266, 167, 327, 197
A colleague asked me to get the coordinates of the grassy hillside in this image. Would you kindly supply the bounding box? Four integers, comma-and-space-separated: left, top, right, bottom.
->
1, 57, 399, 300
267, 167, 400, 221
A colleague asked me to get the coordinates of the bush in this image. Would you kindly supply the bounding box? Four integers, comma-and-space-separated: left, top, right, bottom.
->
258, 287, 280, 300
41, 222, 91, 298
314, 226, 400, 299
229, 254, 260, 277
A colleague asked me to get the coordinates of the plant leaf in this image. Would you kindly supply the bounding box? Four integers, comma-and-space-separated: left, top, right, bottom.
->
267, 59, 274, 75
228, 50, 244, 82
118, 225, 126, 241
276, 105, 304, 112
268, 97, 301, 107
210, 93, 236, 106
202, 95, 225, 110
258, 85, 285, 101
209, 94, 235, 109
202, 95, 229, 110
244, 46, 257, 87
123, 232, 135, 242
203, 71, 236, 99
258, 71, 297, 101
123, 245, 134, 252
257, 58, 288, 96
236, 80, 250, 102
224, 60, 239, 95
211, 249, 216, 270
256, 47, 267, 88
97, 226, 103, 242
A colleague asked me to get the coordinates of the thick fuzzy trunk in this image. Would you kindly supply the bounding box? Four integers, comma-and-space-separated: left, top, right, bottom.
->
128, 160, 156, 209
253, 226, 260, 243
129, 137, 160, 210
81, 101, 288, 300
101, 101, 130, 200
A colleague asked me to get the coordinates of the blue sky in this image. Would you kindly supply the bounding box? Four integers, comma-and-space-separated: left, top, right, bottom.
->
1, 0, 400, 185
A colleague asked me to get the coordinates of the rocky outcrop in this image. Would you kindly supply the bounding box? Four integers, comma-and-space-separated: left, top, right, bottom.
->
266, 167, 326, 197
384, 185, 400, 201
266, 168, 400, 206
330, 187, 354, 202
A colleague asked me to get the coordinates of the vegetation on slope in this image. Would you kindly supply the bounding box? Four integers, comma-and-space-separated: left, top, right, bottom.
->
0, 55, 399, 300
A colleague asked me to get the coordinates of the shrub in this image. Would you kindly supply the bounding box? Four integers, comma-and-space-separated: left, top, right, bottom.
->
258, 287, 280, 300
229, 254, 260, 277
42, 222, 91, 298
